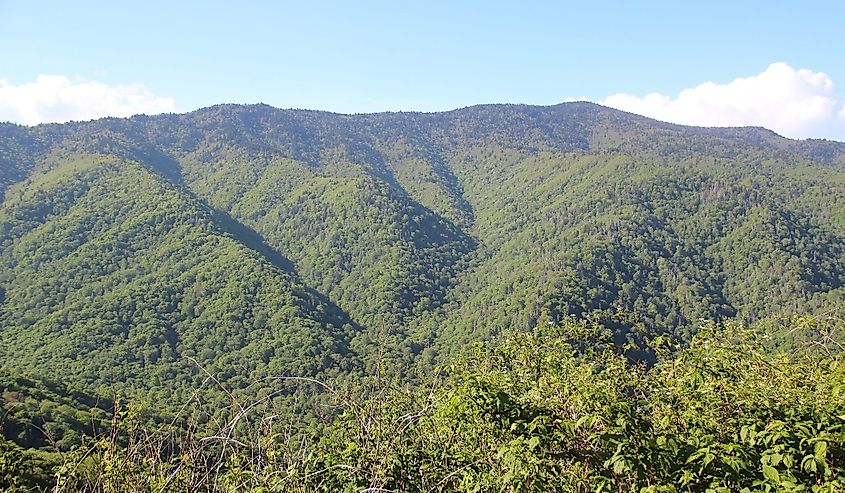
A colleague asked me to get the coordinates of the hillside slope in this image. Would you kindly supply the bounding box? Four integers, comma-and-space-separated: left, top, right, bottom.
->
0, 153, 358, 418
2, 102, 845, 402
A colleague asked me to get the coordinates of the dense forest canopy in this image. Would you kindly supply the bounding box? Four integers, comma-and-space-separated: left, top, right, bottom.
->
1, 102, 845, 490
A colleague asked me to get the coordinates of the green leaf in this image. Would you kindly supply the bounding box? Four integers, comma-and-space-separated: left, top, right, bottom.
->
814, 440, 827, 461
612, 457, 627, 475
575, 414, 592, 429
801, 454, 817, 473
762, 464, 780, 483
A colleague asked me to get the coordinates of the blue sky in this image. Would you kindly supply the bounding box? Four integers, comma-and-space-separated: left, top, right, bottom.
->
1, 1, 844, 140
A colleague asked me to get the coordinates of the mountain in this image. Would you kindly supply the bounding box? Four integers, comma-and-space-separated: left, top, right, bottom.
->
2, 102, 845, 434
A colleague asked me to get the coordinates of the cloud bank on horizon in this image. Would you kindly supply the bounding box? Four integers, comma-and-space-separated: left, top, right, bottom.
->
600, 62, 845, 141
1, 64, 844, 142
0, 75, 176, 125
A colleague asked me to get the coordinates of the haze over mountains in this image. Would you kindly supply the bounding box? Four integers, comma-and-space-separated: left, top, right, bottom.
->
2, 101, 845, 419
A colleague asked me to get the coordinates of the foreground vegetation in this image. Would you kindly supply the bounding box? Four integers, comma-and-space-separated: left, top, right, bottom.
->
3, 316, 843, 492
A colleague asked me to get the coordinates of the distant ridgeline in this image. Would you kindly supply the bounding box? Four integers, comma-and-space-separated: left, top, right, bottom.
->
1, 103, 845, 489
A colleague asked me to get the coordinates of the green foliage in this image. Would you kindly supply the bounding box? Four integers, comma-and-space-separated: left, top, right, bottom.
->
17, 317, 841, 492
0, 370, 112, 450
302, 317, 845, 492
0, 154, 358, 431
3, 103, 845, 366
2, 103, 845, 489
0, 435, 58, 491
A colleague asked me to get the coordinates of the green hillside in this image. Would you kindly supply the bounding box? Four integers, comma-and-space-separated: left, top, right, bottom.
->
0, 153, 358, 423
3, 102, 845, 374
2, 101, 845, 364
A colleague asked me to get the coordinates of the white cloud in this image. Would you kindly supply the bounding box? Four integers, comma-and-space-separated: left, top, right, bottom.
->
0, 75, 177, 125
599, 62, 845, 141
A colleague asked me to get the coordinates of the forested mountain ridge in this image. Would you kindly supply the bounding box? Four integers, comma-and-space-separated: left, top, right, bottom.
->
2, 102, 845, 431
0, 152, 361, 437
